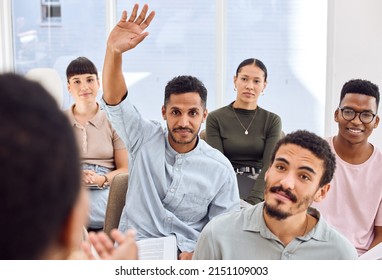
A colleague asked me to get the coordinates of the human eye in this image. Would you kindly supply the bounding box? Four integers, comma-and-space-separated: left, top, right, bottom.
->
87, 78, 94, 83
299, 173, 311, 182
171, 110, 180, 116
241, 77, 247, 81
361, 111, 374, 118
343, 108, 355, 117
275, 164, 286, 171
189, 110, 198, 117
74, 80, 80, 84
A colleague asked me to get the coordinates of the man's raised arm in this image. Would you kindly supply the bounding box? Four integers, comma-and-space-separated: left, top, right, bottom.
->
102, 4, 155, 105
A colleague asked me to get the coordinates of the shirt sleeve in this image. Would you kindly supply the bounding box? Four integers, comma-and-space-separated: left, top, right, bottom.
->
206, 111, 224, 153
207, 169, 240, 221
193, 220, 220, 260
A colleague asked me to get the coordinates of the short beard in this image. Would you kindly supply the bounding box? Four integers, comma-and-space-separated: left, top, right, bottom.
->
168, 128, 198, 145
264, 202, 291, 221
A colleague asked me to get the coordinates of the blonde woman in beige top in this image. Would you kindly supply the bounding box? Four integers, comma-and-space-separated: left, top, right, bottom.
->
65, 57, 128, 230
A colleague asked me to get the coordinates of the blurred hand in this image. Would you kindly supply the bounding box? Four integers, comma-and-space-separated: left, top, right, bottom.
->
82, 229, 138, 260
178, 251, 194, 260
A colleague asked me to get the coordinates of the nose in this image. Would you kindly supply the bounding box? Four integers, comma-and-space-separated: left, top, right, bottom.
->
81, 83, 88, 91
351, 112, 363, 125
279, 171, 295, 190
178, 115, 190, 127
245, 81, 254, 90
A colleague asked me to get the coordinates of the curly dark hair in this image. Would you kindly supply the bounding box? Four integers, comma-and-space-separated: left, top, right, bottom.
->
270, 130, 336, 187
164, 75, 207, 109
340, 79, 380, 110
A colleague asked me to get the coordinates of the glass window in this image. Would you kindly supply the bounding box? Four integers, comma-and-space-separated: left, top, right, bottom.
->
116, 0, 216, 123
41, 0, 62, 25
12, 0, 107, 108
226, 0, 327, 135
9, 0, 327, 135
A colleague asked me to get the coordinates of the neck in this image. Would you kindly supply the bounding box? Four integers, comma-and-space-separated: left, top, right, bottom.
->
168, 135, 198, 154
263, 211, 311, 246
72, 103, 98, 125
333, 135, 373, 164
233, 100, 257, 110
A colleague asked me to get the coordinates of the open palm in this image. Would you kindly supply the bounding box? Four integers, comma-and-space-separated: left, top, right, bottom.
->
107, 4, 155, 54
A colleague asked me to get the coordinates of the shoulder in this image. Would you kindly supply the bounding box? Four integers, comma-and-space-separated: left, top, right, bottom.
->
207, 105, 232, 118
208, 209, 244, 229
257, 106, 281, 120
373, 145, 382, 158
315, 214, 358, 258
198, 140, 233, 168
63, 106, 75, 124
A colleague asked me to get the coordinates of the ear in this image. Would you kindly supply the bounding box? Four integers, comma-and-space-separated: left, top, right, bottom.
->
161, 105, 167, 120
313, 184, 330, 203
97, 77, 101, 90
334, 108, 339, 123
233, 75, 238, 90
263, 80, 268, 91
374, 115, 380, 128
202, 108, 208, 123
67, 82, 71, 93
264, 169, 269, 181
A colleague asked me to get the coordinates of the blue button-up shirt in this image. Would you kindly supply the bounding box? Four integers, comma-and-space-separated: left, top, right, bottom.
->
102, 96, 240, 252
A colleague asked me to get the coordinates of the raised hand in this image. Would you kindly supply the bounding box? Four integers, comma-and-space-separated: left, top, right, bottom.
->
107, 4, 155, 54
82, 229, 138, 260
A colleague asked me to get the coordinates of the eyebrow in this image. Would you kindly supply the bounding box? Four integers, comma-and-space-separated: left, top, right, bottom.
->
71, 75, 95, 80
239, 74, 262, 79
170, 106, 201, 111
275, 157, 317, 175
341, 106, 375, 113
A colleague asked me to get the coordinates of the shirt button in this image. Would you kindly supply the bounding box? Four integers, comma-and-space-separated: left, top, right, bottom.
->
170, 188, 175, 192
167, 217, 172, 221
175, 168, 179, 171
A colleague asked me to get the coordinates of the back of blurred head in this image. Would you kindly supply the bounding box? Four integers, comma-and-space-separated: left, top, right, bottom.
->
0, 73, 86, 259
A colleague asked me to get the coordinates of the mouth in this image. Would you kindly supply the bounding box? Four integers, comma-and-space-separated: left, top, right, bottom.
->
269, 186, 297, 203
80, 92, 92, 97
347, 127, 364, 134
242, 92, 254, 97
273, 191, 294, 202
173, 128, 193, 136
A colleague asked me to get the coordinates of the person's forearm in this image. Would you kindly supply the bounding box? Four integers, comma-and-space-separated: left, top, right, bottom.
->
368, 226, 382, 250
102, 47, 127, 105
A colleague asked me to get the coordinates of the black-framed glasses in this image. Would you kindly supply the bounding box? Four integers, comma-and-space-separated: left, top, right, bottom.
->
338, 107, 377, 124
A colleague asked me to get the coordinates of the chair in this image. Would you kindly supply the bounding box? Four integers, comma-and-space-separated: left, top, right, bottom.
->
25, 68, 64, 108
103, 173, 129, 237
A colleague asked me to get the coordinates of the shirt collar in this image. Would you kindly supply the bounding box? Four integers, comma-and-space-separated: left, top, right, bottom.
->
67, 103, 104, 128
241, 203, 329, 242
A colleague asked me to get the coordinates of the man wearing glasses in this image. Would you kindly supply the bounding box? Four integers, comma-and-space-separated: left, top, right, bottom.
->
313, 79, 382, 257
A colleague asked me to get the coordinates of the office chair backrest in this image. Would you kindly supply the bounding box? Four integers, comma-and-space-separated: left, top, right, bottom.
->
103, 173, 129, 237
25, 68, 64, 108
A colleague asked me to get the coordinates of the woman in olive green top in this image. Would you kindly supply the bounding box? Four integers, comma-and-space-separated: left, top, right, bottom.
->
206, 58, 282, 205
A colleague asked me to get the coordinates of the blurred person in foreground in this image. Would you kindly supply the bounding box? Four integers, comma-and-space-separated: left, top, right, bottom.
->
0, 73, 136, 260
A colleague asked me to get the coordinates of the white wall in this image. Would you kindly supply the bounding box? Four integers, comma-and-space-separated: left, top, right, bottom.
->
326, 0, 382, 149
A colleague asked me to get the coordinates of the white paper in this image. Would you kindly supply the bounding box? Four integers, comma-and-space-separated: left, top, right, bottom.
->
137, 235, 177, 260
358, 242, 382, 260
